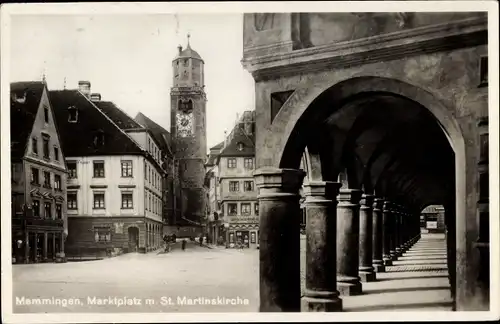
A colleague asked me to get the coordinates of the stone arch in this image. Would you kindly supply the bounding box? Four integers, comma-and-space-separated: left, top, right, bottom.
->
260, 76, 467, 308
267, 76, 464, 169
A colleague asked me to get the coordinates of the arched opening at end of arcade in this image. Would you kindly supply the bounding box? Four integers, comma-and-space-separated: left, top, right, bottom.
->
254, 78, 489, 312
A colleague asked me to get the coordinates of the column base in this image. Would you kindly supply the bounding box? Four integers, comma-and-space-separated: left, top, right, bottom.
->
383, 258, 393, 266
395, 247, 402, 256
390, 251, 398, 261
337, 281, 362, 296
303, 296, 342, 312
359, 271, 376, 282
373, 263, 385, 273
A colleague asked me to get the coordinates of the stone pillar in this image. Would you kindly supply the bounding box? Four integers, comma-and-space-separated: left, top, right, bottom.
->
60, 232, 65, 257
336, 188, 363, 296
34, 232, 39, 263
52, 234, 56, 261
389, 205, 398, 261
393, 206, 402, 257
254, 167, 305, 312
382, 201, 393, 266
302, 181, 342, 311
24, 230, 29, 264
400, 212, 408, 251
372, 198, 385, 272
43, 232, 48, 262
359, 194, 376, 282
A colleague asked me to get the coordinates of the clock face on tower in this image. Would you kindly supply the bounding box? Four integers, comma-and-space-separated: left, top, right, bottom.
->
176, 111, 194, 137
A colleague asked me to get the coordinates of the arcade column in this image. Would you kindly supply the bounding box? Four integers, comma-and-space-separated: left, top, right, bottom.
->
359, 194, 376, 282
336, 188, 363, 296
372, 198, 385, 272
254, 167, 305, 312
382, 201, 393, 266
302, 181, 342, 311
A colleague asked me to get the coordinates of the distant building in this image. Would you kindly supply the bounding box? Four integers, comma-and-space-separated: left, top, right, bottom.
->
205, 141, 224, 245
49, 82, 166, 256
420, 205, 445, 233
205, 111, 258, 248
11, 81, 68, 263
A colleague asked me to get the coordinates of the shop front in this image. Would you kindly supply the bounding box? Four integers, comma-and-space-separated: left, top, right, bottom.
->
226, 222, 259, 249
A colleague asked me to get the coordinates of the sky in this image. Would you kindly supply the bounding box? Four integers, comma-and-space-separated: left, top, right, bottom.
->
10, 13, 255, 150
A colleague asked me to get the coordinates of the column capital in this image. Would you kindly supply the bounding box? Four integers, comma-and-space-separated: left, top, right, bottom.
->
383, 200, 392, 212
254, 167, 305, 199
373, 198, 385, 211
337, 189, 362, 207
303, 181, 341, 200
360, 194, 375, 210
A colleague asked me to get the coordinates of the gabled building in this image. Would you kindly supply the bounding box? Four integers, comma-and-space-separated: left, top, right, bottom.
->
49, 81, 166, 256
205, 111, 258, 248
204, 141, 224, 245
11, 81, 68, 263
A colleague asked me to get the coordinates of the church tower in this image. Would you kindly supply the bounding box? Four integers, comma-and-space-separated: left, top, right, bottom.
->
170, 35, 207, 226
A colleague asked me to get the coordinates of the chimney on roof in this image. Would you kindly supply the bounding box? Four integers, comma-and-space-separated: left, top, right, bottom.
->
178, 45, 183, 54
78, 81, 91, 98
90, 93, 101, 102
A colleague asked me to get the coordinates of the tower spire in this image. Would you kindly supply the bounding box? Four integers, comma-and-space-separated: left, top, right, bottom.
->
63, 77, 67, 90
187, 32, 191, 48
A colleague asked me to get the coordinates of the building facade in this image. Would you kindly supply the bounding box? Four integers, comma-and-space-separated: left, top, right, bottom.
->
50, 83, 165, 257
205, 111, 258, 249
242, 12, 489, 311
11, 81, 68, 263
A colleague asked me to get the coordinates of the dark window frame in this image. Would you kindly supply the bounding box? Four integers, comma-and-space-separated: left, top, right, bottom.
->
67, 192, 78, 210
93, 192, 105, 209
120, 160, 134, 178
121, 192, 133, 209
227, 158, 237, 169
67, 161, 77, 179
93, 161, 105, 178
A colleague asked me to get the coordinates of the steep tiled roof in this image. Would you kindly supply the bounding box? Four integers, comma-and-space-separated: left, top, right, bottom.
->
49, 90, 144, 157
94, 101, 143, 130
10, 82, 46, 161
219, 123, 255, 157
205, 141, 224, 166
134, 112, 173, 157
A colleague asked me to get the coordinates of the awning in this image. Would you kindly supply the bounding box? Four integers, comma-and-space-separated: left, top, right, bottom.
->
42, 192, 54, 199
54, 195, 65, 202
30, 188, 42, 198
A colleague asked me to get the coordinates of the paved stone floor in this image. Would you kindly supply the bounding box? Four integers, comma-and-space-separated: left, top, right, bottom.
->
12, 233, 451, 313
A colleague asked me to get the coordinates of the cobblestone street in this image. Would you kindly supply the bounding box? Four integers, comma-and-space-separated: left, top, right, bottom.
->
13, 234, 450, 313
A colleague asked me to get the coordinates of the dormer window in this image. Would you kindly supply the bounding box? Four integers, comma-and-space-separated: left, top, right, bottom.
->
68, 106, 78, 123
93, 131, 105, 148
237, 142, 244, 151
13, 92, 26, 104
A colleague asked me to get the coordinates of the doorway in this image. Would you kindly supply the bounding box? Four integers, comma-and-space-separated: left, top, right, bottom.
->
128, 227, 139, 252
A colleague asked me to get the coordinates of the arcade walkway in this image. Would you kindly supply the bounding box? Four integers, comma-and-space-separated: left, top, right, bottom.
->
341, 233, 452, 312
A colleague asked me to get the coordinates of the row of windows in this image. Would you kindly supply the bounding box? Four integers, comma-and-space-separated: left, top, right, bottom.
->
145, 162, 162, 191
31, 199, 63, 219
67, 191, 134, 210
32, 134, 60, 162
30, 168, 62, 190
227, 158, 254, 169
229, 180, 254, 192
67, 160, 133, 179
145, 189, 162, 216
147, 137, 162, 163
226, 203, 259, 216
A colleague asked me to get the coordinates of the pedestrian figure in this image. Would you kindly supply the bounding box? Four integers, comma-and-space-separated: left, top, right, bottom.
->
199, 234, 203, 246
182, 239, 187, 251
